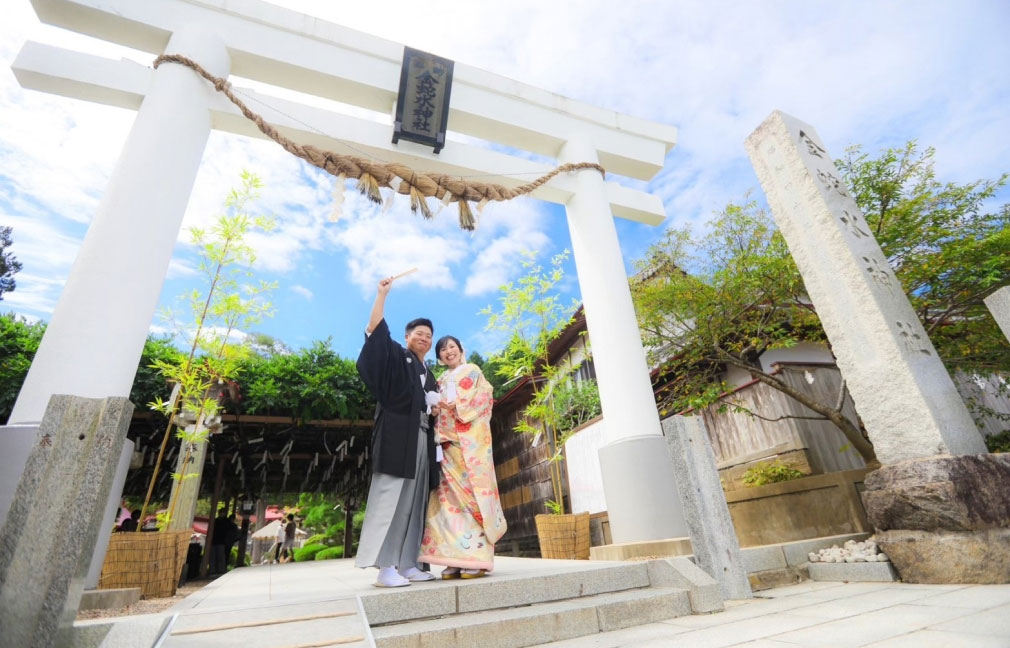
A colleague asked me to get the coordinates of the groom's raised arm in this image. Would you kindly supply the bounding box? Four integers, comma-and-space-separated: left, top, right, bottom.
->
357, 277, 399, 405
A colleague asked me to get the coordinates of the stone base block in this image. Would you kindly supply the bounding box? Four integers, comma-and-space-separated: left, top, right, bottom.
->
588, 537, 692, 561
808, 561, 898, 583
877, 528, 1010, 584
77, 588, 141, 611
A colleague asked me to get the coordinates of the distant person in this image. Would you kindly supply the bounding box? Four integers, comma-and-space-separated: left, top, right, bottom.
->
210, 507, 239, 575
280, 513, 297, 563
117, 509, 141, 533
273, 518, 286, 563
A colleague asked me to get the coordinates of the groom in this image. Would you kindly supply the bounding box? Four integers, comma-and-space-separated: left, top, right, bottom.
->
354, 276, 441, 587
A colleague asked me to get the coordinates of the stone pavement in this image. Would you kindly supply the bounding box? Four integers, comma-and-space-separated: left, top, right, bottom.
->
77, 558, 1010, 647
537, 579, 1010, 647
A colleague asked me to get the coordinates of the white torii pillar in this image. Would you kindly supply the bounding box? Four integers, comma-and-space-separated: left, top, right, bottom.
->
7, 0, 689, 546
0, 26, 229, 532
8, 28, 228, 424
562, 138, 688, 543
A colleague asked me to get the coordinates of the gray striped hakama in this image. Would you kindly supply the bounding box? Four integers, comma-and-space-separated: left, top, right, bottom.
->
354, 423, 430, 570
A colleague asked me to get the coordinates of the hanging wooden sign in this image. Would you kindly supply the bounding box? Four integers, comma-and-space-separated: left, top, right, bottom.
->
392, 46, 454, 153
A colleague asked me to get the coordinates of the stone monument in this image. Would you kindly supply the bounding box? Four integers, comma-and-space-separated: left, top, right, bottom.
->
746, 111, 1007, 584
0, 395, 134, 648
662, 415, 751, 599
984, 286, 1010, 343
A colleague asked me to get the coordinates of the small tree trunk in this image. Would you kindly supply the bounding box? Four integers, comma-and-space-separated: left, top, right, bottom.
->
748, 370, 878, 464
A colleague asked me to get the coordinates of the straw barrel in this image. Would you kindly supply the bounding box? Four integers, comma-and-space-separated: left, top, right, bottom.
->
535, 512, 591, 560
98, 530, 190, 598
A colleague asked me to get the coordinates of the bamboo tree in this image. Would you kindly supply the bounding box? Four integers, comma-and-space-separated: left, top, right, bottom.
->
140, 171, 276, 528
482, 251, 577, 514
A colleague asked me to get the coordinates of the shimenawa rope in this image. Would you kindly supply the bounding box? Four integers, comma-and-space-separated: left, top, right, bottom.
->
153, 54, 606, 231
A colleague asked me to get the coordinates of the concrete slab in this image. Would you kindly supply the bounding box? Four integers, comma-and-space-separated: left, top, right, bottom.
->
536, 583, 1010, 647
866, 629, 1010, 647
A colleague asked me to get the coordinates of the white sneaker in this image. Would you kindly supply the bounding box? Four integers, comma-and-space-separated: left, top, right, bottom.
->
400, 566, 436, 582
374, 566, 410, 588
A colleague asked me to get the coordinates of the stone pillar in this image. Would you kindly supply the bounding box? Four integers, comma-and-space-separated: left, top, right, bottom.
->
560, 137, 689, 544
0, 396, 133, 648
746, 112, 1002, 584
745, 111, 986, 464
984, 286, 1010, 342
8, 27, 229, 425
662, 415, 751, 599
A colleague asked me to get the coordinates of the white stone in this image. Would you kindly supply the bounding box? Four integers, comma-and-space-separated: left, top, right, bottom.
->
745, 112, 987, 463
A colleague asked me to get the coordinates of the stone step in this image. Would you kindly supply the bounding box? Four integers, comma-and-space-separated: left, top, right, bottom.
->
371, 586, 691, 648
362, 562, 651, 626
161, 597, 371, 648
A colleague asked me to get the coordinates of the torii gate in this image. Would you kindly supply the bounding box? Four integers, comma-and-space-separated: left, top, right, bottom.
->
6, 0, 687, 546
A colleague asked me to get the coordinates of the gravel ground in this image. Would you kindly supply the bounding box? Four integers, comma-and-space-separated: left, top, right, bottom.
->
76, 580, 212, 620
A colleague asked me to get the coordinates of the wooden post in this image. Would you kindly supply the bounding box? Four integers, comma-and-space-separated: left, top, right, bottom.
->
235, 515, 250, 568
342, 493, 354, 558
199, 459, 225, 578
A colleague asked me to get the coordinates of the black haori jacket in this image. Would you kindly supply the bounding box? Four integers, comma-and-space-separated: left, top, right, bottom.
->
356, 319, 440, 490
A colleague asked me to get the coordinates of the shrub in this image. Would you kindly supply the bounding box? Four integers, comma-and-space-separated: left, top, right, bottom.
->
315, 546, 344, 560
293, 543, 327, 562
742, 460, 805, 488
985, 430, 1010, 453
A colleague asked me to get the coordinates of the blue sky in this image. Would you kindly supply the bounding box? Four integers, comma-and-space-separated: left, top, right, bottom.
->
1, 1, 1009, 361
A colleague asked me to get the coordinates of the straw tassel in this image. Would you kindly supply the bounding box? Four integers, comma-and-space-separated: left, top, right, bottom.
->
410, 185, 433, 219
356, 173, 382, 204
458, 200, 476, 231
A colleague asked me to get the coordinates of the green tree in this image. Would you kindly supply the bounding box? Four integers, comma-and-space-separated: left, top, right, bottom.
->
142, 171, 277, 527
632, 201, 877, 461
297, 492, 346, 546
466, 350, 509, 399
0, 226, 22, 301
634, 141, 1010, 463
482, 250, 578, 513
235, 339, 372, 421
129, 336, 185, 416
0, 314, 45, 424
837, 142, 1009, 381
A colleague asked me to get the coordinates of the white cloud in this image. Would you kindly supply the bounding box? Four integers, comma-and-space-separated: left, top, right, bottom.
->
166, 257, 198, 279
290, 284, 313, 300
